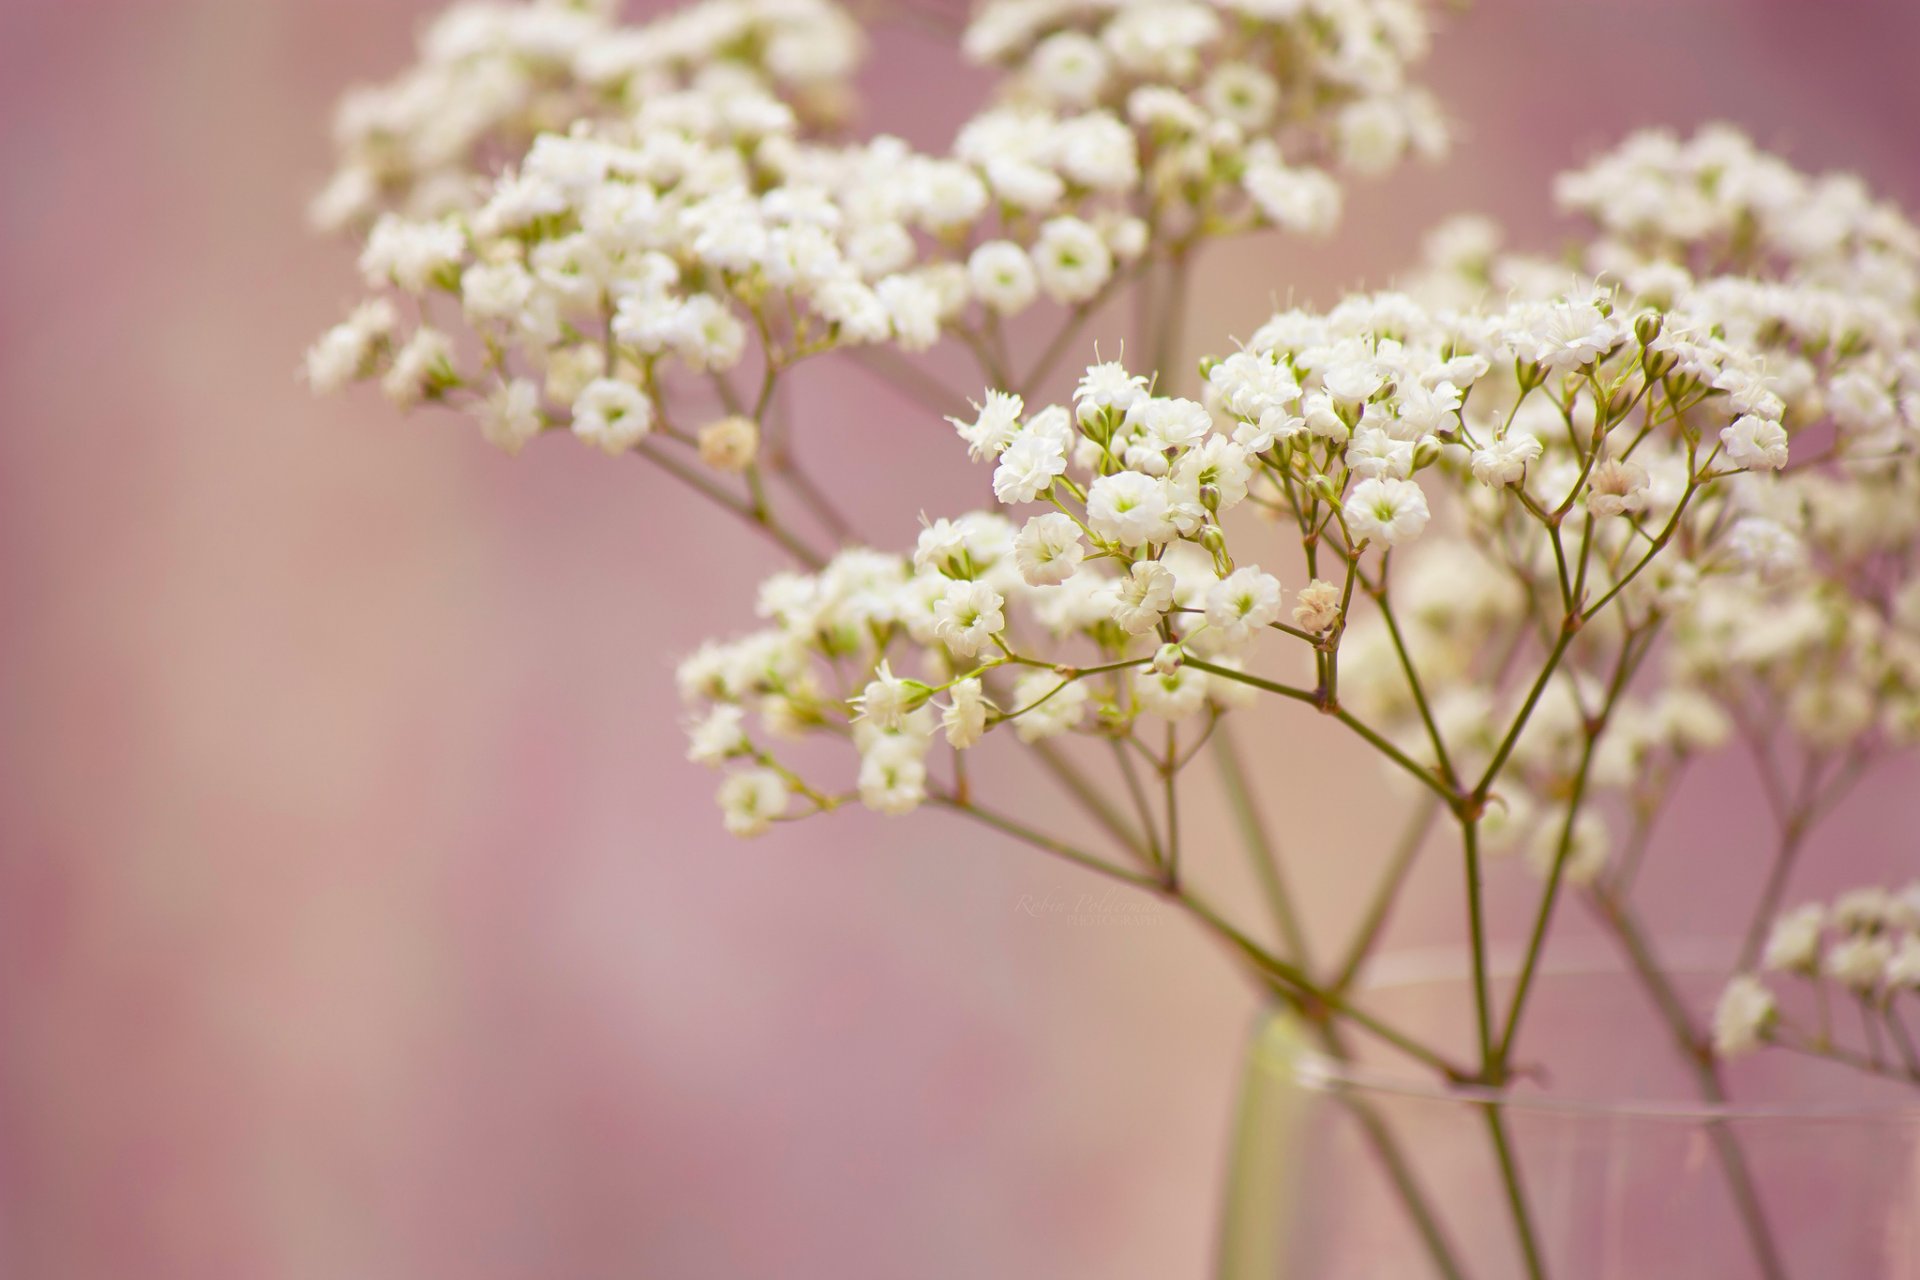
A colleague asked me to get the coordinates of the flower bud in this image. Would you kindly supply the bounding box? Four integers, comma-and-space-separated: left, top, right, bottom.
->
1200, 483, 1222, 514
1152, 643, 1184, 676
1634, 311, 1664, 347
1412, 437, 1443, 470
1642, 347, 1676, 381
1308, 472, 1342, 505
699, 415, 760, 473
1200, 524, 1233, 575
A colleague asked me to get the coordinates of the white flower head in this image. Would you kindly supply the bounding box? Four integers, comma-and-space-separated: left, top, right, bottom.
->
1086, 471, 1172, 546
570, 378, 654, 454
1113, 561, 1177, 635
941, 678, 993, 749
1205, 568, 1283, 647
852, 661, 928, 730
1761, 903, 1826, 974
1720, 414, 1789, 471
1344, 477, 1431, 547
1712, 975, 1777, 1059
718, 768, 789, 838
1014, 513, 1086, 586
932, 579, 1006, 657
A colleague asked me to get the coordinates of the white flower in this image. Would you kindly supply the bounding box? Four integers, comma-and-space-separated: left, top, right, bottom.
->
1585, 458, 1650, 517
1323, 362, 1384, 406
1130, 397, 1213, 451
1508, 299, 1620, 374
1202, 62, 1278, 131
698, 415, 759, 472
852, 661, 924, 730
381, 328, 454, 407
359, 214, 465, 292
858, 735, 927, 816
718, 768, 789, 838
1826, 934, 1894, 992
993, 430, 1069, 504
1760, 903, 1825, 974
1291, 579, 1342, 632
686, 705, 749, 766
1347, 426, 1416, 480
951, 390, 1024, 460
1010, 671, 1088, 742
941, 678, 992, 749
1205, 568, 1282, 647
1134, 666, 1209, 719
305, 301, 396, 394
480, 378, 543, 455
461, 261, 534, 323
1033, 217, 1113, 304
1244, 161, 1341, 235
1014, 513, 1085, 586
1085, 472, 1172, 546
968, 240, 1038, 314
914, 517, 971, 577
1028, 30, 1109, 107
1470, 432, 1542, 487
1075, 361, 1150, 424
932, 580, 1006, 657
876, 274, 943, 352
570, 378, 653, 454
1720, 414, 1789, 471
1174, 436, 1253, 511
1113, 561, 1177, 635
1712, 975, 1776, 1059
1725, 517, 1804, 577
1344, 477, 1431, 547
1336, 99, 1407, 176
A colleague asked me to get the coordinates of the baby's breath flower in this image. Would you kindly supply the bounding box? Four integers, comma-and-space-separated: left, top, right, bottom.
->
1344, 477, 1431, 547
718, 768, 790, 838
1712, 975, 1777, 1059
699, 415, 761, 472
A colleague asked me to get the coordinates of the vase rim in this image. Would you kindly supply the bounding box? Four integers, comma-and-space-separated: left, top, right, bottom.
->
1263, 938, 1920, 1123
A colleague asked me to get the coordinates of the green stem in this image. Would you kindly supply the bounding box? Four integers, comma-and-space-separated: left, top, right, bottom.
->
1482, 1105, 1550, 1280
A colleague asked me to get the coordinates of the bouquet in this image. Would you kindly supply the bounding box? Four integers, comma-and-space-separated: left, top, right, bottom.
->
306, 2, 1920, 1273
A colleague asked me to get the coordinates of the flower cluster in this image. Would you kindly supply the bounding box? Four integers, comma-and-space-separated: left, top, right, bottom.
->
1413, 129, 1920, 903
1715, 884, 1920, 1065
307, 0, 1447, 482
964, 0, 1447, 237
683, 279, 1799, 842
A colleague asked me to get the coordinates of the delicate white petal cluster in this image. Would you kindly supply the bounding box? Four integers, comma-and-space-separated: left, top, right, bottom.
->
309, 0, 1450, 474
1720, 883, 1920, 1062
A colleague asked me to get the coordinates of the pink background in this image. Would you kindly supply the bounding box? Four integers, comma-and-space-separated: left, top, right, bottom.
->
2, 1, 1918, 1276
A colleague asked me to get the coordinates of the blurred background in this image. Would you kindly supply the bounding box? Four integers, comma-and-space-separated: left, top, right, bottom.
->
3, 1, 1919, 1276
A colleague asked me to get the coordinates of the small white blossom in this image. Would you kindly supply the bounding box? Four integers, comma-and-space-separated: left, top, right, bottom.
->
1720, 414, 1789, 471
1344, 477, 1431, 547
932, 580, 1006, 657
941, 678, 992, 749
1113, 561, 1177, 635
570, 378, 654, 454
1712, 975, 1777, 1059
1086, 472, 1172, 547
718, 768, 789, 838
1205, 568, 1283, 647
1761, 904, 1826, 974
1014, 513, 1086, 586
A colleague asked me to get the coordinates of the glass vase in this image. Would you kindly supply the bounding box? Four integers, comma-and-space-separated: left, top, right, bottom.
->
1216, 944, 1920, 1280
